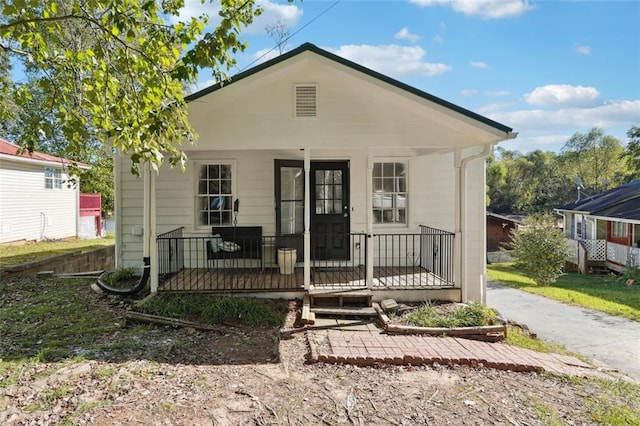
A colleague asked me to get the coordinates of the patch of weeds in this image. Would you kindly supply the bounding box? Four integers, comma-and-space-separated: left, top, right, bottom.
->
74, 400, 111, 416
43, 385, 72, 404
0, 277, 122, 361
100, 266, 139, 288
153, 400, 177, 414
136, 294, 289, 327
92, 366, 117, 380
24, 403, 48, 413
586, 378, 640, 425
0, 360, 25, 388
529, 395, 564, 425
506, 327, 563, 353
406, 301, 498, 328
36, 347, 74, 362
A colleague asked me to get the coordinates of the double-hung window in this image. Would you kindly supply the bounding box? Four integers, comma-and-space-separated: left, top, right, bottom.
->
44, 167, 62, 189
612, 222, 628, 238
372, 161, 407, 225
197, 163, 234, 226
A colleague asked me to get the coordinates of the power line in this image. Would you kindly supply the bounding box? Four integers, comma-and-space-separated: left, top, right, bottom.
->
238, 0, 342, 72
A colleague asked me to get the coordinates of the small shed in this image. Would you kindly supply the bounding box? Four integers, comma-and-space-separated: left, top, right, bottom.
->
487, 212, 521, 252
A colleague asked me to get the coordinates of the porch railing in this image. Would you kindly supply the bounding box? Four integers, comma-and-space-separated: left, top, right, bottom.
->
157, 227, 184, 277
419, 225, 455, 284
155, 226, 456, 292
565, 238, 640, 272
310, 233, 367, 287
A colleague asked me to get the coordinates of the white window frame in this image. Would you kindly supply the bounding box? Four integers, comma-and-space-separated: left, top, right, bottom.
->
194, 160, 236, 229
372, 160, 408, 226
44, 167, 62, 190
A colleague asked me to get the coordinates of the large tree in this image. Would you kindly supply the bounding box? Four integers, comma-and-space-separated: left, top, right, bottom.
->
0, 0, 263, 174
559, 127, 626, 195
622, 125, 640, 181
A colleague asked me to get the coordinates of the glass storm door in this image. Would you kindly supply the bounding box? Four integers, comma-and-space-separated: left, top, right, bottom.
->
275, 160, 305, 256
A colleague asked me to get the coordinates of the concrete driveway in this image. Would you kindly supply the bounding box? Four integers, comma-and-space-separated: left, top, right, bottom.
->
487, 282, 640, 382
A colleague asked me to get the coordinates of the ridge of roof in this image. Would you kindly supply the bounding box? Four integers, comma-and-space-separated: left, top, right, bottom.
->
186, 42, 513, 134
0, 138, 89, 168
556, 180, 640, 213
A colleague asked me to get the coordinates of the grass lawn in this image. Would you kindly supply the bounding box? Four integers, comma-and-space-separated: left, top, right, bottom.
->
0, 234, 114, 268
487, 262, 640, 323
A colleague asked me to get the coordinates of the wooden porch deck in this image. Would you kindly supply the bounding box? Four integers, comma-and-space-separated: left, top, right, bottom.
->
158, 266, 454, 292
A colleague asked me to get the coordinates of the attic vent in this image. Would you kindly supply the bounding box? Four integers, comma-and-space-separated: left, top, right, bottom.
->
295, 85, 317, 118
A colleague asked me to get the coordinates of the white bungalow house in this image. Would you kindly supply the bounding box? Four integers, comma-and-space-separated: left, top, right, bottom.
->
114, 43, 516, 304
556, 180, 640, 274
0, 139, 90, 243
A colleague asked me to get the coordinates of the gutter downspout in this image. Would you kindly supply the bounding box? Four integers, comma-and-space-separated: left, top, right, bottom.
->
114, 152, 122, 269
96, 160, 150, 295
457, 143, 494, 303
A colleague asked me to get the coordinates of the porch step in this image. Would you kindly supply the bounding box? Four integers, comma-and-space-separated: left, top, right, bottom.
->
589, 265, 610, 275
309, 288, 372, 308
310, 306, 378, 317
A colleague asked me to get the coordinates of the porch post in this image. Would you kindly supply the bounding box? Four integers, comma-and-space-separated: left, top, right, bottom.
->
454, 149, 463, 301
304, 149, 311, 290
149, 165, 158, 293
366, 149, 374, 289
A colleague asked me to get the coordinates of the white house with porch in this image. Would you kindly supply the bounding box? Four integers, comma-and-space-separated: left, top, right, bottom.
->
113, 43, 516, 304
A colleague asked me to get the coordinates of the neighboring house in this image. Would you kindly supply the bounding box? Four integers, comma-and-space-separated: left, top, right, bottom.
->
486, 213, 521, 252
0, 139, 90, 244
114, 43, 516, 303
556, 180, 640, 274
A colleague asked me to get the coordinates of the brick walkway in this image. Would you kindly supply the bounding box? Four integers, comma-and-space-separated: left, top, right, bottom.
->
307, 329, 618, 379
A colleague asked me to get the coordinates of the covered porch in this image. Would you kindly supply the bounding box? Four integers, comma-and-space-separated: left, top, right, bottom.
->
155, 225, 458, 301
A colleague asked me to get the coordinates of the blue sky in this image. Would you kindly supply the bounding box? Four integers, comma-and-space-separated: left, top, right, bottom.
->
183, 0, 640, 154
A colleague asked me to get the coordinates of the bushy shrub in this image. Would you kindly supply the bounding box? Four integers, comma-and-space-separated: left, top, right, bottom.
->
509, 214, 570, 286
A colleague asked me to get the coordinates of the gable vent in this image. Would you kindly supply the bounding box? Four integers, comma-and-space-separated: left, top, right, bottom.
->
295, 85, 317, 118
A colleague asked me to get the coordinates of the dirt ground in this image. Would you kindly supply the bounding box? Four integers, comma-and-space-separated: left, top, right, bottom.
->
1, 284, 639, 425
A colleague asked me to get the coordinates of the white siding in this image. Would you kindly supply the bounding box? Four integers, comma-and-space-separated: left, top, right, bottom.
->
0, 160, 78, 243
118, 148, 466, 269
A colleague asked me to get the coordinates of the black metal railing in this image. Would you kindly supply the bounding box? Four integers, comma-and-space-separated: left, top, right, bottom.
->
310, 233, 367, 287
155, 226, 455, 292
157, 227, 184, 278
155, 233, 304, 292
419, 225, 455, 285
372, 233, 426, 287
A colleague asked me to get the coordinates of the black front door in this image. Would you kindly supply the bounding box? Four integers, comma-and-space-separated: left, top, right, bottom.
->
311, 161, 350, 260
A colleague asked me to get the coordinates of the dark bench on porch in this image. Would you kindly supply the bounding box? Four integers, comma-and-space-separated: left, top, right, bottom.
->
206, 226, 263, 269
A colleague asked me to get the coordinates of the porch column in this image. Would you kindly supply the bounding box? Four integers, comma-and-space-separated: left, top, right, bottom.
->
366, 149, 374, 289
149, 165, 158, 293
454, 149, 463, 301
304, 149, 311, 290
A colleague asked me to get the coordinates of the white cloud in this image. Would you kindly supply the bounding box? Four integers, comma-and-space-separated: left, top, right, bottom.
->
488, 100, 640, 134
470, 61, 489, 69
329, 44, 452, 77
462, 89, 479, 97
575, 45, 591, 55
486, 90, 510, 97
169, 0, 215, 23
410, 0, 535, 19
395, 28, 421, 43
252, 47, 282, 63
524, 84, 601, 107
169, 0, 302, 34
246, 0, 303, 35
433, 34, 445, 43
